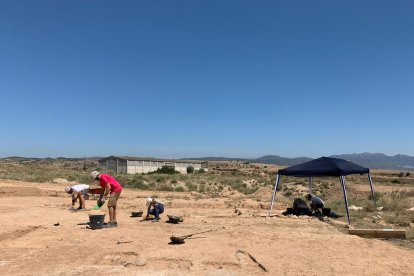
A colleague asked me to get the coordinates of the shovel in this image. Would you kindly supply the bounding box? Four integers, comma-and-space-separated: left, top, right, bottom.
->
170, 227, 223, 244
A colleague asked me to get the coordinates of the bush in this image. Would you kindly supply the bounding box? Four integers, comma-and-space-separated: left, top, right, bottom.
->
130, 180, 149, 190
185, 182, 198, 191
197, 168, 205, 173
154, 166, 177, 174
368, 191, 382, 201
187, 166, 195, 174
158, 184, 174, 192
174, 186, 185, 192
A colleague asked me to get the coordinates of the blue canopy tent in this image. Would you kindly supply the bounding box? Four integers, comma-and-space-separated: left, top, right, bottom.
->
268, 157, 376, 224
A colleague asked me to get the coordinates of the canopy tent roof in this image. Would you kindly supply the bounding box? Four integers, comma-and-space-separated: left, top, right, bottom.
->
270, 156, 375, 224
278, 157, 370, 177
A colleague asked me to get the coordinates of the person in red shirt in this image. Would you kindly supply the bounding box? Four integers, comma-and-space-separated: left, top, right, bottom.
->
91, 171, 123, 227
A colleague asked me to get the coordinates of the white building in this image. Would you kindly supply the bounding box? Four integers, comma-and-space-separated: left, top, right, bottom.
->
98, 156, 208, 174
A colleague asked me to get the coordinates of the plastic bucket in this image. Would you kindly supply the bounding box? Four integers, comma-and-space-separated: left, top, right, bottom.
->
89, 214, 105, 230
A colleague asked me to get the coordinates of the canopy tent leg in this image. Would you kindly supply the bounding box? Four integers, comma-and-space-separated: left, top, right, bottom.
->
368, 173, 376, 208
308, 176, 313, 194
340, 176, 351, 225
269, 174, 280, 216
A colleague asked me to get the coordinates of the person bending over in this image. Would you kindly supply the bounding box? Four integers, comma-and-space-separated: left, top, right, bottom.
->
65, 184, 90, 210
91, 171, 123, 228
306, 194, 324, 214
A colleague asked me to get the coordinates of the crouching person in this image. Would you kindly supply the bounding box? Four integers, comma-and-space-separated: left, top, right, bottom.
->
65, 184, 90, 210
91, 171, 123, 228
307, 193, 324, 215
145, 197, 165, 222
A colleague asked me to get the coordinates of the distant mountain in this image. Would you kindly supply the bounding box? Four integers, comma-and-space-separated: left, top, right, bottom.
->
183, 153, 414, 170
331, 153, 414, 170
254, 155, 312, 166
182, 155, 311, 166
182, 157, 250, 162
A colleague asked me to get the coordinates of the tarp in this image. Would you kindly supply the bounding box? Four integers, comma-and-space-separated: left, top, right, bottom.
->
278, 157, 370, 177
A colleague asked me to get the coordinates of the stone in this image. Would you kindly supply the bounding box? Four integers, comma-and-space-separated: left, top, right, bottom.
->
53, 178, 69, 184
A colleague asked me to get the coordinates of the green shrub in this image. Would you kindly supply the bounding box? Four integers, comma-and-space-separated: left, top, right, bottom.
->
159, 184, 174, 191
197, 168, 205, 173
185, 182, 198, 191
131, 180, 149, 190
153, 166, 177, 174
368, 191, 382, 201
187, 166, 195, 174
174, 186, 185, 192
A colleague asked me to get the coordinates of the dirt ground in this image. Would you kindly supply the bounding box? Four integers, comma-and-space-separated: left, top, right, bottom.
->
1, 180, 413, 276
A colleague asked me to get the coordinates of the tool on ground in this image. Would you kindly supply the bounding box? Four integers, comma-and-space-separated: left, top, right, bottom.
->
170, 227, 223, 244
167, 214, 183, 224
131, 211, 143, 217
117, 241, 133, 244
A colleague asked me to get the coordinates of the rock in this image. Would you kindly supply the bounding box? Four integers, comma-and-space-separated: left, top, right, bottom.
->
235, 251, 246, 261
135, 258, 147, 266
125, 257, 147, 267
53, 178, 69, 184
349, 205, 363, 210
259, 202, 270, 209
407, 207, 414, 212
376, 207, 384, 211
235, 208, 242, 215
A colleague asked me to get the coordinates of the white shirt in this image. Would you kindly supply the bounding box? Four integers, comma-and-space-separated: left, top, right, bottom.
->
71, 184, 89, 193
311, 196, 324, 206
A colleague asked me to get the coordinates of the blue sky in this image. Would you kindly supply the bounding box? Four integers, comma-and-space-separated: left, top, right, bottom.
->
0, 1, 413, 158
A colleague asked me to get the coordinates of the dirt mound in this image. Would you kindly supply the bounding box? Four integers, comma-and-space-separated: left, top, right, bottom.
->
0, 186, 53, 197
0, 226, 44, 241
249, 187, 272, 200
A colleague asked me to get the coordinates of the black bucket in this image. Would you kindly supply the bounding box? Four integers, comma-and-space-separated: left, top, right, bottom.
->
89, 214, 105, 230
322, 208, 331, 217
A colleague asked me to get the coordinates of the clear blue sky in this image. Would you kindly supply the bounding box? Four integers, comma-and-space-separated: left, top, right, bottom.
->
1, 1, 413, 158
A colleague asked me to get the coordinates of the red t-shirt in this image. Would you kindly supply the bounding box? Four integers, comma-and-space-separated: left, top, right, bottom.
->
99, 174, 122, 194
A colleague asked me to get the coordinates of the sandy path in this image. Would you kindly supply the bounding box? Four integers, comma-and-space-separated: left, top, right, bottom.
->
0, 181, 413, 275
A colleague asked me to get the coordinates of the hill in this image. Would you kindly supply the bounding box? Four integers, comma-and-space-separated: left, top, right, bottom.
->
184, 153, 414, 170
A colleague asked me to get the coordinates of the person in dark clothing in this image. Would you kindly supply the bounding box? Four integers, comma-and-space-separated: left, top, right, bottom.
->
292, 198, 311, 216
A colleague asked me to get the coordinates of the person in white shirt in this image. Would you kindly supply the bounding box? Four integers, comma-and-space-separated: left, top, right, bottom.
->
65, 184, 90, 210
306, 194, 324, 214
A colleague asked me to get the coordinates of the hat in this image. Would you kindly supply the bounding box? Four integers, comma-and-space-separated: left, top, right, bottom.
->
146, 197, 153, 206
64, 186, 71, 193
91, 171, 100, 179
